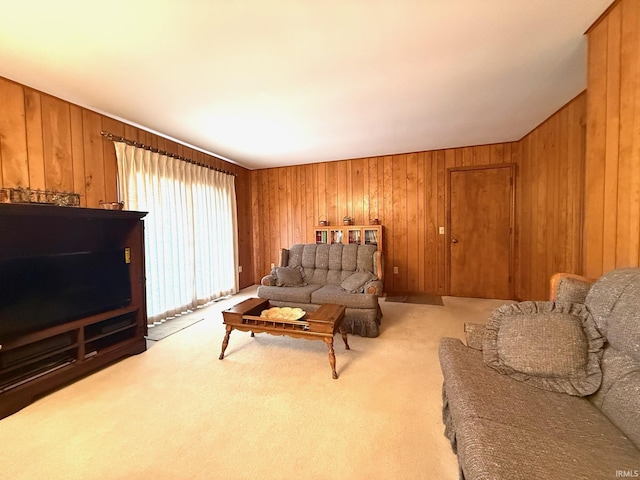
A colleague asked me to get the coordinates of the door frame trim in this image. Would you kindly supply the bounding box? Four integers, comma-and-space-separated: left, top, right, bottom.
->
446, 163, 516, 298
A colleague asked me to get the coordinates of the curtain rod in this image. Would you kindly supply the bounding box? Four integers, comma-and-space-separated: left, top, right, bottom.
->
100, 131, 237, 177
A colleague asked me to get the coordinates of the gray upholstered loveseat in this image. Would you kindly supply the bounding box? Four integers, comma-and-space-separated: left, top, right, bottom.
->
439, 268, 640, 479
257, 243, 383, 337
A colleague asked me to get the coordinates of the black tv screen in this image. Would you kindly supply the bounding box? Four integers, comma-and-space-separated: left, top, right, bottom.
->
0, 249, 132, 339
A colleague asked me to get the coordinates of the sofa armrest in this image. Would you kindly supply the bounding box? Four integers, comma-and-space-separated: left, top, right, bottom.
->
464, 322, 485, 350
261, 274, 277, 286
549, 273, 595, 303
365, 279, 383, 296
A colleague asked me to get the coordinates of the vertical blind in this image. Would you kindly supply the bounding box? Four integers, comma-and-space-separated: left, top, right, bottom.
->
114, 143, 238, 324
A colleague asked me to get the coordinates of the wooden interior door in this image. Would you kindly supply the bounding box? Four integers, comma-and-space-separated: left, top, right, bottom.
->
448, 164, 514, 299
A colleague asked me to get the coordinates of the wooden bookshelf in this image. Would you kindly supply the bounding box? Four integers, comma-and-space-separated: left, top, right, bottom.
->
313, 225, 383, 252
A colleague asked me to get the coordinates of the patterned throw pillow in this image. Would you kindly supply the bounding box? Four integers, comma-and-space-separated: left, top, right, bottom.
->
340, 271, 376, 293
483, 301, 604, 396
274, 266, 307, 287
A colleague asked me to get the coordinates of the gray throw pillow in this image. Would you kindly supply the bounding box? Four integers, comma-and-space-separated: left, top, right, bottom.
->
483, 301, 604, 396
340, 271, 376, 293
274, 266, 307, 287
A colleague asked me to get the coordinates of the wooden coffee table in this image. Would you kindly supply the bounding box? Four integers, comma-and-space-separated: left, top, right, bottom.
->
219, 298, 349, 379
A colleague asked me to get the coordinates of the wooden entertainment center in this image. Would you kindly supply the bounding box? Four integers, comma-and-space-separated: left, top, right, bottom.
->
0, 203, 147, 419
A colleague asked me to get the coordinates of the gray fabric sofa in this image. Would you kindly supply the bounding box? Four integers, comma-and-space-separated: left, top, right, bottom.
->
257, 243, 383, 337
439, 268, 640, 479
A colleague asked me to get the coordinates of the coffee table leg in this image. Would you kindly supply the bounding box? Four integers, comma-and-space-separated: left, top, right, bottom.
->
324, 338, 338, 379
340, 325, 350, 350
219, 325, 233, 360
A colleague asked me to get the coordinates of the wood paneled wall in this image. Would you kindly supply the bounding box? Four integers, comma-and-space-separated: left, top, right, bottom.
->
516, 93, 587, 300
250, 95, 588, 301
584, 0, 640, 278
250, 145, 519, 296
0, 76, 254, 288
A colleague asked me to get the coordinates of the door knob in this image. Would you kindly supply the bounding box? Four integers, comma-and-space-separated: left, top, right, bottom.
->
451, 238, 458, 244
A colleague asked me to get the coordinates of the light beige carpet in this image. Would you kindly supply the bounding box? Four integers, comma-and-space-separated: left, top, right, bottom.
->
0, 287, 508, 480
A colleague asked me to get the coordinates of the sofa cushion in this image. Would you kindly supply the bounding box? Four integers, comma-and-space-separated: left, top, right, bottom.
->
340, 244, 359, 271
592, 269, 640, 359
455, 415, 638, 480
328, 244, 344, 271
589, 346, 640, 448
463, 323, 485, 351
304, 268, 328, 285
483, 301, 604, 396
579, 268, 640, 448
299, 244, 317, 268
326, 269, 343, 285
286, 244, 305, 268
585, 268, 640, 343
311, 284, 379, 309
274, 266, 306, 287
356, 244, 377, 273
340, 271, 377, 293
440, 338, 640, 479
257, 283, 322, 304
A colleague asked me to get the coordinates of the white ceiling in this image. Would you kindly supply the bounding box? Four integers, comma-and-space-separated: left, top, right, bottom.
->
0, 1, 612, 170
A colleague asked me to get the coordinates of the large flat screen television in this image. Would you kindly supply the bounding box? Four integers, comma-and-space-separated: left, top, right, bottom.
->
0, 249, 132, 339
